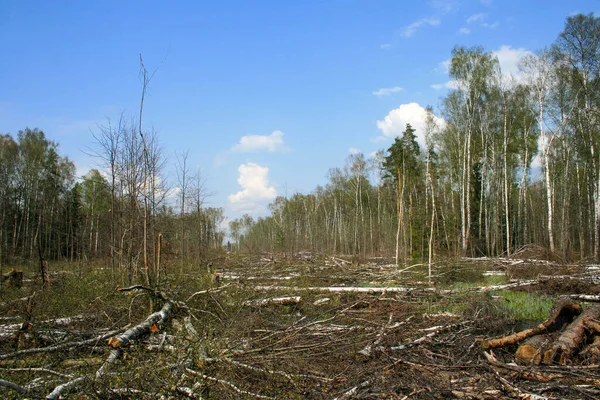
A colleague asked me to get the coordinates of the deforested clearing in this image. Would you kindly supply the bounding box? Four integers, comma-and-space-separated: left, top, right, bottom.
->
2, 254, 600, 399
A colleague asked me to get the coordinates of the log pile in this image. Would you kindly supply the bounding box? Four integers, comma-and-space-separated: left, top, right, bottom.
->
482, 299, 600, 365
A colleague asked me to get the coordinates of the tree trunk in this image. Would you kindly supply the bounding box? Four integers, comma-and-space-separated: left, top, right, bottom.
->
550, 305, 600, 364
503, 97, 511, 256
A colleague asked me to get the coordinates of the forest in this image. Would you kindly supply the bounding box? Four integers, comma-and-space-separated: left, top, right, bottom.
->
1, 12, 600, 400
234, 12, 600, 265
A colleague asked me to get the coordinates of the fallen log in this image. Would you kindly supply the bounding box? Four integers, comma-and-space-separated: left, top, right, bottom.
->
0, 378, 29, 396
254, 285, 414, 294
46, 376, 88, 399
515, 333, 556, 365
0, 327, 125, 361
581, 335, 600, 364
255, 281, 538, 295
481, 299, 581, 350
550, 305, 600, 364
107, 300, 174, 348
569, 294, 600, 302
243, 296, 302, 307
584, 318, 600, 333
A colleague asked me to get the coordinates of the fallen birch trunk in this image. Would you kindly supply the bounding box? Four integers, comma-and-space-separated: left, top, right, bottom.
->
254, 285, 414, 294
107, 301, 174, 348
46, 376, 88, 399
569, 294, 600, 302
0, 327, 124, 361
243, 296, 302, 307
0, 314, 86, 334
255, 280, 537, 295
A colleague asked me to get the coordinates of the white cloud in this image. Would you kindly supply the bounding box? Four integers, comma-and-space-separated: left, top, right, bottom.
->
375, 102, 446, 149
458, 27, 471, 35
400, 18, 440, 37
232, 130, 290, 153
430, 80, 458, 90
467, 13, 487, 24
348, 147, 360, 154
380, 43, 392, 50
466, 13, 499, 29
481, 21, 499, 29
436, 59, 451, 74
429, 0, 458, 14
433, 45, 530, 89
228, 163, 277, 214
445, 79, 459, 89
493, 45, 532, 83
372, 86, 404, 96
219, 217, 230, 235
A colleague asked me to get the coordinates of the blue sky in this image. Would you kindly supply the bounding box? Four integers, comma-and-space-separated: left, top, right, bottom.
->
1, 0, 598, 222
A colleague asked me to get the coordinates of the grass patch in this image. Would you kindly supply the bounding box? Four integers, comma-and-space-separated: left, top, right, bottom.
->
495, 290, 554, 322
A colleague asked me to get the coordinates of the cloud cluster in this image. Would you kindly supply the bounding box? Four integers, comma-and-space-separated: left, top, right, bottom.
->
466, 13, 487, 24
376, 102, 445, 149
372, 86, 403, 96
232, 130, 289, 153
400, 18, 440, 37
459, 12, 499, 34
228, 163, 277, 214
493, 45, 532, 83
400, 1, 457, 38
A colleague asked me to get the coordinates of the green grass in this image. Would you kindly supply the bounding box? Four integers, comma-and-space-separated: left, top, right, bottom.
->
495, 290, 554, 321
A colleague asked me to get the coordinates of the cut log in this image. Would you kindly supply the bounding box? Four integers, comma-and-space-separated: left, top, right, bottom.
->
580, 335, 600, 364
550, 305, 600, 364
515, 333, 555, 365
482, 299, 581, 350
108, 301, 174, 348
584, 318, 600, 333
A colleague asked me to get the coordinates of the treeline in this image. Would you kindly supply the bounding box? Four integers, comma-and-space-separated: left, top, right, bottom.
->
233, 13, 600, 263
0, 125, 224, 283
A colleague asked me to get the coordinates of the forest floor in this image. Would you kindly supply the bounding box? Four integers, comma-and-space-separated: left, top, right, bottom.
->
1, 249, 600, 399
